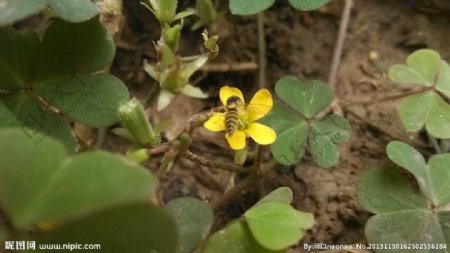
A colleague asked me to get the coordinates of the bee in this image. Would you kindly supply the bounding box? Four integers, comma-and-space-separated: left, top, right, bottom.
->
224, 95, 244, 136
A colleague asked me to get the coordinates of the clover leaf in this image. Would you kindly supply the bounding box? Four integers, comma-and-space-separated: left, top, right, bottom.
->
388, 49, 450, 139
0, 18, 129, 151
0, 0, 99, 26
229, 0, 274, 15
165, 197, 213, 253
357, 141, 450, 252
202, 187, 313, 253
288, 0, 330, 11
261, 75, 350, 168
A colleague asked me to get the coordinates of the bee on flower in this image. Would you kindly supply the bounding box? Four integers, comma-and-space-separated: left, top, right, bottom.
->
203, 86, 277, 150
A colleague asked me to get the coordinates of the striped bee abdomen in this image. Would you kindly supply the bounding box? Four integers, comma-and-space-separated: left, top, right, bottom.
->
225, 95, 243, 136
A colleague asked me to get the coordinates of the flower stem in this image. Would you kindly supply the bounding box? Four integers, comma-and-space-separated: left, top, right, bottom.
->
182, 150, 248, 173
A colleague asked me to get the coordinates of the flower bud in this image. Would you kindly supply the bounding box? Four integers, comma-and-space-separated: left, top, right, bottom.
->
118, 98, 155, 147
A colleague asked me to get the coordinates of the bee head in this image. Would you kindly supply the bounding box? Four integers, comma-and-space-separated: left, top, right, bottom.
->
226, 95, 243, 105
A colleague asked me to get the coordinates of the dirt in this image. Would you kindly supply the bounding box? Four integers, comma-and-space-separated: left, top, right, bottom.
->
107, 0, 450, 252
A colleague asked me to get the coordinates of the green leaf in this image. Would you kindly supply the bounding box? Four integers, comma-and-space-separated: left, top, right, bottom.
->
34, 18, 115, 81
309, 115, 351, 168
260, 101, 308, 165
180, 84, 208, 99
357, 168, 428, 213
0, 129, 158, 227
387, 141, 450, 206
309, 129, 339, 168
1, 92, 77, 151
365, 209, 447, 253
436, 60, 450, 99
357, 167, 450, 251
229, 0, 274, 15
0, 100, 21, 127
244, 202, 313, 250
29, 203, 177, 253
0, 28, 40, 89
34, 73, 129, 128
202, 220, 284, 253
0, 0, 47, 26
388, 49, 441, 87
398, 91, 450, 139
254, 187, 293, 207
48, 0, 99, 23
288, 0, 330, 11
275, 75, 332, 117
429, 155, 450, 205
165, 197, 213, 253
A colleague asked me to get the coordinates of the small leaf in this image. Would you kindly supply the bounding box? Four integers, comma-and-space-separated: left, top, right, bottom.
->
1, 92, 77, 151
0, 129, 158, 227
398, 91, 431, 132
165, 197, 213, 253
29, 203, 177, 253
386, 141, 431, 200
288, 0, 330, 11
309, 129, 339, 168
0, 28, 40, 89
357, 168, 428, 214
275, 75, 332, 117
388, 49, 441, 87
398, 91, 450, 139
34, 18, 115, 81
436, 60, 450, 99
180, 84, 208, 98
426, 92, 450, 139
48, 0, 99, 23
35, 73, 129, 128
254, 187, 293, 207
202, 220, 284, 253
0, 0, 47, 26
158, 90, 175, 111
245, 202, 313, 250
229, 0, 274, 15
428, 155, 450, 205
182, 56, 208, 79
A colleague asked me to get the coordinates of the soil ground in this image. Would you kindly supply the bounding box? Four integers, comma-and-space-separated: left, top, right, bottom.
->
106, 0, 450, 251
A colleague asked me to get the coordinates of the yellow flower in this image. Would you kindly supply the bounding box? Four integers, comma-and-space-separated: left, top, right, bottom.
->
203, 86, 277, 150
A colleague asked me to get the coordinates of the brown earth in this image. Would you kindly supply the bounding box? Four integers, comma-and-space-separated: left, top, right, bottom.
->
106, 0, 450, 252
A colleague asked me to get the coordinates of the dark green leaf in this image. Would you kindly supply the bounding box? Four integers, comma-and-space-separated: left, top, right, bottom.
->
357, 168, 428, 214
165, 197, 213, 253
0, 0, 47, 26
0, 28, 39, 88
48, 0, 99, 23
288, 0, 330, 11
29, 203, 177, 253
260, 101, 308, 165
0, 100, 20, 127
309, 129, 339, 168
275, 75, 332, 117
202, 220, 284, 253
0, 129, 157, 227
34, 18, 115, 81
35, 73, 129, 128
245, 202, 313, 250
229, 0, 274, 15
1, 92, 76, 151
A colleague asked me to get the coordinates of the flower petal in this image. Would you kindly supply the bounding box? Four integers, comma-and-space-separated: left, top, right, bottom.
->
203, 112, 225, 132
226, 130, 246, 150
247, 89, 273, 122
247, 122, 276, 145
220, 86, 244, 106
